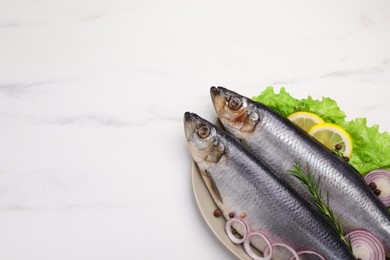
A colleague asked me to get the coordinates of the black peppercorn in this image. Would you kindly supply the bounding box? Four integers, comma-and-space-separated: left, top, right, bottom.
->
368, 182, 377, 190
213, 208, 222, 217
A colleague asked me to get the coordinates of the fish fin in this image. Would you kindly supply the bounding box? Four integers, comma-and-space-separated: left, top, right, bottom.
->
205, 169, 223, 204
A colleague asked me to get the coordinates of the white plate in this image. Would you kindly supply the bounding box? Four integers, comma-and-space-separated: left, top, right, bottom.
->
192, 163, 251, 260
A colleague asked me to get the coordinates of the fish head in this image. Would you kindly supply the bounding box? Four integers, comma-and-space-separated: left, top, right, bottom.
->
184, 112, 225, 166
210, 86, 260, 139
184, 112, 226, 204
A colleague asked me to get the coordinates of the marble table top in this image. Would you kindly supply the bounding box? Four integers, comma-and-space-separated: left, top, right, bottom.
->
0, 0, 389, 259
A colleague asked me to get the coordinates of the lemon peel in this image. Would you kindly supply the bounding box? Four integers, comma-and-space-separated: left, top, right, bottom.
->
309, 123, 353, 158
288, 112, 325, 132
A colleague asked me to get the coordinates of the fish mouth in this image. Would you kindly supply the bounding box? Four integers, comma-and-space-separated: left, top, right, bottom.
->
210, 86, 225, 100
184, 112, 197, 141
210, 86, 244, 114
210, 86, 226, 116
184, 112, 211, 140
184, 111, 195, 122
210, 86, 241, 100
210, 86, 221, 97
184, 112, 213, 125
184, 112, 203, 125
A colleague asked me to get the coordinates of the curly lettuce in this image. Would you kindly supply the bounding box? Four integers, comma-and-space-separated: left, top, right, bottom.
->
253, 87, 390, 174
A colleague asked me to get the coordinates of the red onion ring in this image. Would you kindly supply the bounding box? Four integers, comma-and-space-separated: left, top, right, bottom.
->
295, 250, 325, 260
243, 231, 272, 260
263, 242, 299, 260
224, 217, 248, 244
364, 169, 390, 207
346, 229, 385, 260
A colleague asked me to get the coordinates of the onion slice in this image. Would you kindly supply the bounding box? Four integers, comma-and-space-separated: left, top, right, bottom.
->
295, 250, 325, 260
263, 242, 299, 260
346, 229, 385, 260
243, 231, 272, 260
364, 169, 390, 207
224, 217, 248, 244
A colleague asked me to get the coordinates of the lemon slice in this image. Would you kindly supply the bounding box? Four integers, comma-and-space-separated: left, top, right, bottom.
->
288, 112, 325, 132
308, 123, 353, 158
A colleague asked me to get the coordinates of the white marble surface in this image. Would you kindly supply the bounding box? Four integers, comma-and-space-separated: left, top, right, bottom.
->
0, 0, 389, 259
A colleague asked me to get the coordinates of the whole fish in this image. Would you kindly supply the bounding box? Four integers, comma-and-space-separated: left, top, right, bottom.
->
210, 86, 390, 255
184, 112, 355, 259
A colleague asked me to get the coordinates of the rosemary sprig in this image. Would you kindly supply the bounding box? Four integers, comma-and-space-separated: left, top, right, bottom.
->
289, 162, 352, 251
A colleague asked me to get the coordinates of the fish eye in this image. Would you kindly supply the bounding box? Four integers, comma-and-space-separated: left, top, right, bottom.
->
228, 96, 242, 111
198, 125, 211, 139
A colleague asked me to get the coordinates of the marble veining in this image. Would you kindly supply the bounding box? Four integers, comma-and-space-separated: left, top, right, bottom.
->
323, 59, 390, 78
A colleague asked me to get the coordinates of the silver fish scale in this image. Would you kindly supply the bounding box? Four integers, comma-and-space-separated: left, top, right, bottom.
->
207, 132, 354, 259
241, 104, 390, 253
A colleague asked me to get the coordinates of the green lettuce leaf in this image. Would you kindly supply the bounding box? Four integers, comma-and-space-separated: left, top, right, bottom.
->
253, 87, 390, 175
340, 118, 390, 174
253, 87, 346, 123
299, 96, 346, 124
252, 86, 300, 117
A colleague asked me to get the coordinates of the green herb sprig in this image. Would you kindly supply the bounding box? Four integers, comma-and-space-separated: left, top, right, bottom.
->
289, 162, 352, 251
